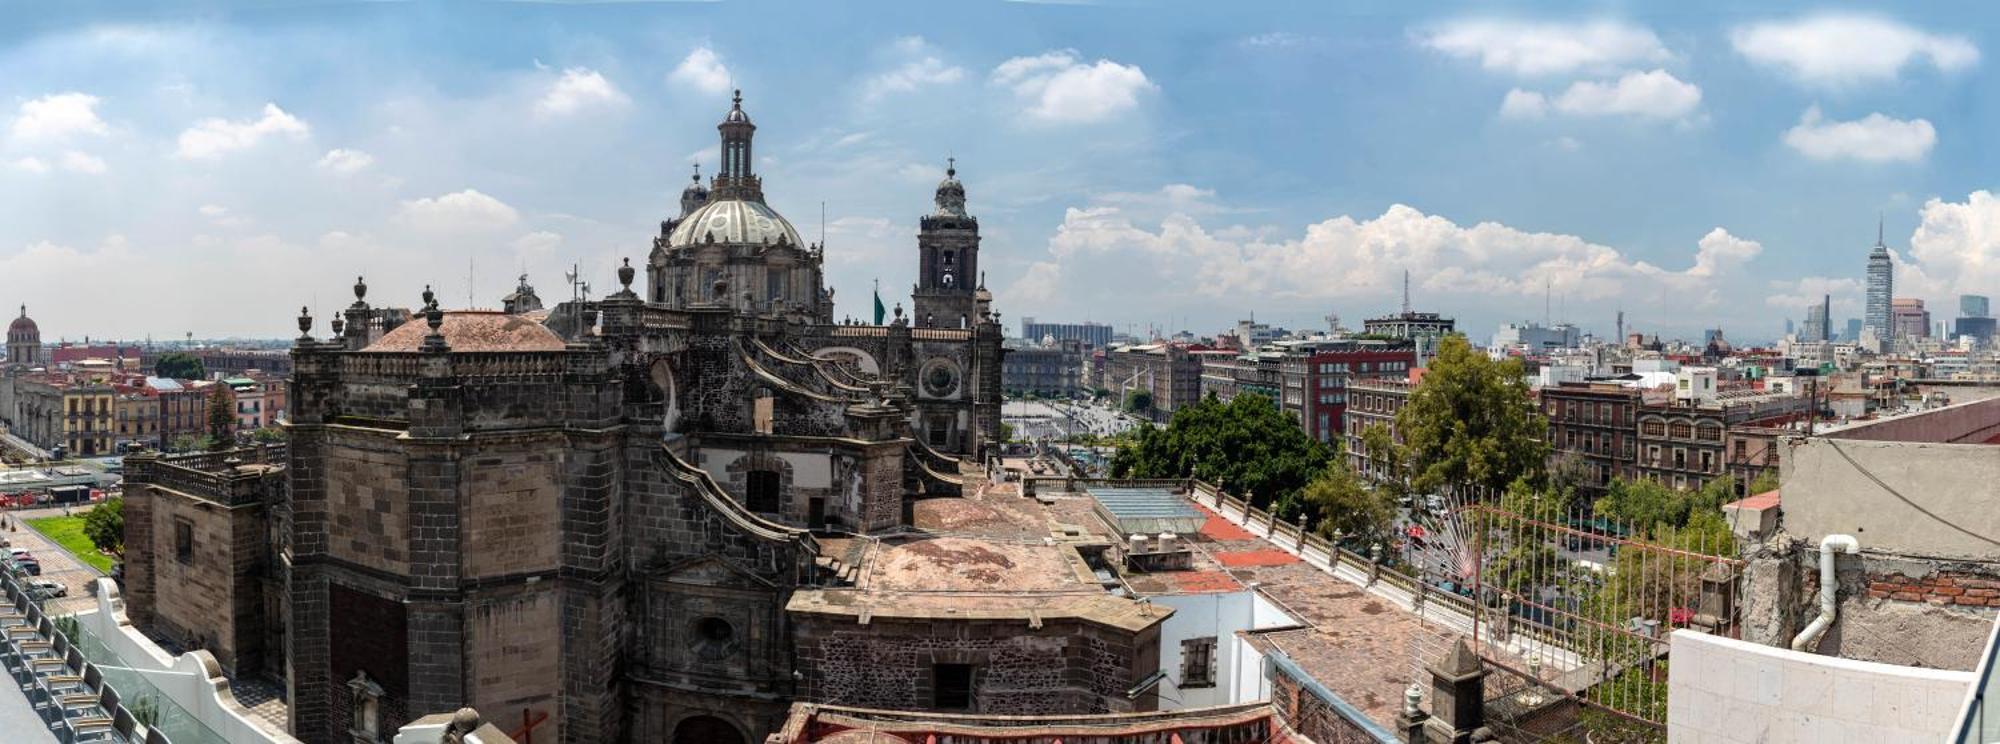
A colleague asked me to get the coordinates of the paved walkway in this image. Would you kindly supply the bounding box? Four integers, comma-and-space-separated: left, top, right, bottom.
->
0, 669, 59, 743
5, 507, 107, 617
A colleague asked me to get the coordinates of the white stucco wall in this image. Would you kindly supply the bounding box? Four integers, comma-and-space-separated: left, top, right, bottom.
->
1667, 629, 1972, 744
1152, 590, 1295, 709
78, 579, 301, 743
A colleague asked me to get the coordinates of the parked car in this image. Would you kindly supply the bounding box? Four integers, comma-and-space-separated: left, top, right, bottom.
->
8, 548, 31, 561
15, 558, 41, 576
26, 578, 65, 599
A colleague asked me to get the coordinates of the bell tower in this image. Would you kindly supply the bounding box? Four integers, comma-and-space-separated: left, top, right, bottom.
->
913, 159, 980, 328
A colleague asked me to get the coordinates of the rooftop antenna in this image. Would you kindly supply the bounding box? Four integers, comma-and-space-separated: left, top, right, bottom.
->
1877, 213, 1884, 246
468, 255, 475, 308
819, 200, 826, 248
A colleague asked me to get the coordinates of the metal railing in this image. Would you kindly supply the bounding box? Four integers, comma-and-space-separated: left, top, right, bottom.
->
0, 563, 166, 743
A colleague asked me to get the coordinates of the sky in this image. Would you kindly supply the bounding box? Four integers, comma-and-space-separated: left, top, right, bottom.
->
1, 1, 1997, 344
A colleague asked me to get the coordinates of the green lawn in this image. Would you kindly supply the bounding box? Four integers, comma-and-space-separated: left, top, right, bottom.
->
24, 514, 115, 573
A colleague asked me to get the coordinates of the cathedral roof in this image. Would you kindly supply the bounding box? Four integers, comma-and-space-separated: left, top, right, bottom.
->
361, 310, 566, 353
8, 305, 37, 340
666, 198, 804, 250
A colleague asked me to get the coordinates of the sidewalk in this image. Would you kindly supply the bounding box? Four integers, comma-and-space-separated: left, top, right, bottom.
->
5, 507, 108, 617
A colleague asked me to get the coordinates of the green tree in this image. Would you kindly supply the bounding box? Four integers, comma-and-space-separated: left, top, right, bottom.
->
997, 421, 1014, 443
1391, 335, 1549, 495
1300, 460, 1395, 547
168, 434, 203, 453
1747, 469, 1779, 496
152, 352, 205, 381
81, 498, 124, 555
1593, 476, 1736, 536
1122, 389, 1154, 414
251, 427, 287, 443
1111, 392, 1332, 513
205, 385, 236, 451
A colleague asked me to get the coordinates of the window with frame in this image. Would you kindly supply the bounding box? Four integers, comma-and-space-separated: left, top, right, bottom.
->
1181, 636, 1217, 688
174, 519, 193, 563
934, 664, 973, 709
745, 470, 781, 513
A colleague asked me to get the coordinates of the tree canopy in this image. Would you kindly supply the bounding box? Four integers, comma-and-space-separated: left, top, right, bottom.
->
1593, 475, 1738, 537
82, 498, 124, 555
1111, 392, 1332, 513
1122, 389, 1154, 415
1390, 335, 1548, 495
206, 385, 236, 450
1300, 459, 1395, 547
153, 352, 205, 381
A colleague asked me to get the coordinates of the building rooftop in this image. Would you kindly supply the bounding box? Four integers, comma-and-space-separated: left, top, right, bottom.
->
361, 310, 567, 353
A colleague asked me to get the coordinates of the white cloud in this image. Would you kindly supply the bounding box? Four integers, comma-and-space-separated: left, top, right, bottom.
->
991, 50, 1156, 124
9, 93, 109, 142
1731, 14, 1978, 87
1765, 276, 1862, 313
511, 231, 562, 254
1514, 69, 1701, 120
1010, 188, 1762, 323
1500, 89, 1549, 119
1419, 19, 1670, 77
1906, 191, 2000, 299
1782, 106, 1935, 162
669, 47, 732, 95
58, 151, 106, 174
198, 204, 248, 228
1687, 228, 1761, 277
175, 103, 309, 159
9, 157, 49, 174
863, 38, 966, 101
535, 67, 629, 118
397, 189, 520, 231
317, 148, 374, 174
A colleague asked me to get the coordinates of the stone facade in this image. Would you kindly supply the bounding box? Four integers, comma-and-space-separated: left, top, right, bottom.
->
790, 614, 1161, 716
274, 94, 1011, 744
122, 444, 288, 680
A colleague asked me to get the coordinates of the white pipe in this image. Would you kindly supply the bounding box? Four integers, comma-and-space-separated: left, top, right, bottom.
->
1790, 534, 1860, 652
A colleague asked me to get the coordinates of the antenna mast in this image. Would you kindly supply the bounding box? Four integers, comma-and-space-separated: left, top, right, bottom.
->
1402, 269, 1411, 314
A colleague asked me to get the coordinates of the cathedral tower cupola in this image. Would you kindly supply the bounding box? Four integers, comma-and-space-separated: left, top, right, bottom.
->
679, 163, 710, 218
933, 157, 967, 218
712, 90, 763, 202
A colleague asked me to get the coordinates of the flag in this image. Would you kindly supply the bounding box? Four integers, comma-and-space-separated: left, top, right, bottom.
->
873, 280, 886, 325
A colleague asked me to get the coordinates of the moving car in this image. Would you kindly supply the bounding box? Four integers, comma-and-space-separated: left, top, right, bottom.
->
26, 578, 65, 599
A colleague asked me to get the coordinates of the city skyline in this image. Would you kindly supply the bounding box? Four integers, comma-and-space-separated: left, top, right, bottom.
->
3, 2, 1999, 342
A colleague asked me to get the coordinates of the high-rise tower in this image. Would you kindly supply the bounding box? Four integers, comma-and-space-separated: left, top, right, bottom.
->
1865, 218, 1894, 343
913, 159, 981, 328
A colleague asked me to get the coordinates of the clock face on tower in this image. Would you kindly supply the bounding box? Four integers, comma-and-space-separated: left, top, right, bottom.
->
941, 272, 954, 288
921, 360, 960, 398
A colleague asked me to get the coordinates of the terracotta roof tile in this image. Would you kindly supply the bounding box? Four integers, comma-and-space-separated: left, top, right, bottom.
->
361, 310, 565, 353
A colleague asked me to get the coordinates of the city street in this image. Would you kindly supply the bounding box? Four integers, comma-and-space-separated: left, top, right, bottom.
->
1003, 399, 1144, 442
4, 506, 110, 617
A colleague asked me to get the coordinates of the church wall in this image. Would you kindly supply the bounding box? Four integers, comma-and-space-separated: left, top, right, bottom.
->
323, 431, 412, 576
466, 585, 562, 742
461, 446, 562, 580
791, 614, 1160, 717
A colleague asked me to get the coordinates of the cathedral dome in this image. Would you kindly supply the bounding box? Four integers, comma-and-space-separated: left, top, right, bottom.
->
8, 305, 37, 343
667, 198, 805, 250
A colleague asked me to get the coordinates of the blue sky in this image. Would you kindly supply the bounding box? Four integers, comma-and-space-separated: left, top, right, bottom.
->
1, 1, 1995, 343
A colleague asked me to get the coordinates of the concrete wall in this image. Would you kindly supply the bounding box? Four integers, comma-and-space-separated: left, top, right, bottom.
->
77, 579, 301, 743
1152, 590, 1296, 709
1823, 394, 2000, 443
1782, 437, 2000, 560
1666, 629, 1972, 744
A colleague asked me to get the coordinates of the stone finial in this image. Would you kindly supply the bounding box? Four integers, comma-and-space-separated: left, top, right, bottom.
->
330, 316, 345, 336
1440, 638, 1482, 676
353, 276, 367, 302
440, 707, 482, 744
618, 257, 635, 290
1403, 682, 1423, 717
421, 284, 436, 308
892, 303, 903, 321
297, 306, 312, 339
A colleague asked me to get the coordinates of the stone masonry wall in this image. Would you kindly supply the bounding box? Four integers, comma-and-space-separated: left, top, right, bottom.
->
144, 490, 260, 675
462, 447, 561, 580
793, 615, 1154, 716
467, 586, 561, 741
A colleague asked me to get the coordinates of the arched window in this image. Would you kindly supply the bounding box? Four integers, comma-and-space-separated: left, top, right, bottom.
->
746, 470, 780, 513
673, 716, 746, 744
